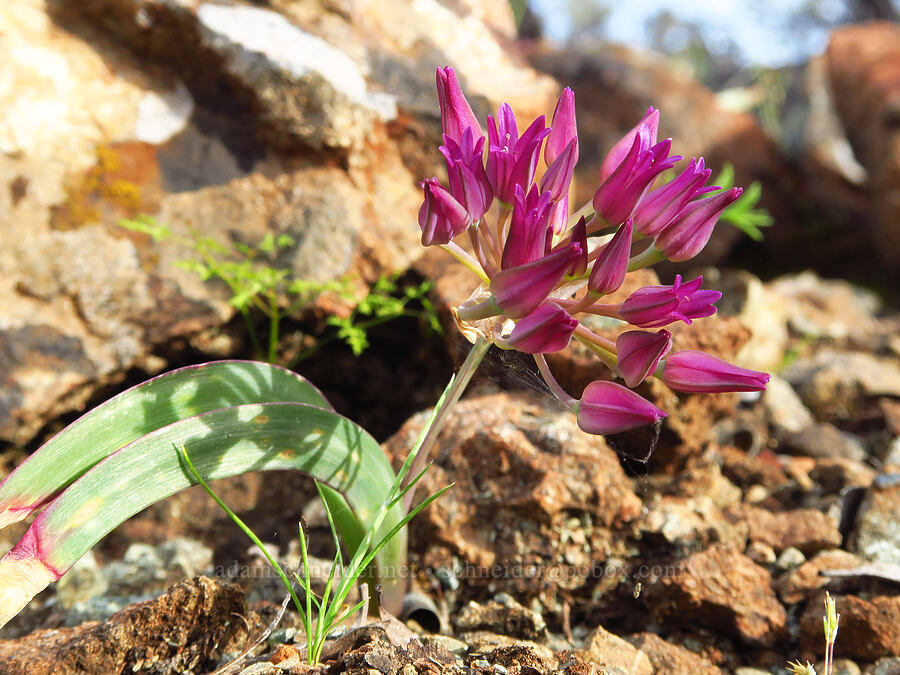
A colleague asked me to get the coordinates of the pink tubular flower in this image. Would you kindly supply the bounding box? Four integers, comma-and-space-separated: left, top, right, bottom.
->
592, 130, 680, 227
492, 242, 582, 319
616, 329, 672, 387
545, 88, 578, 167
505, 303, 578, 353
588, 218, 633, 295
576, 380, 667, 435
418, 178, 469, 245
441, 128, 493, 222
487, 105, 551, 204
659, 350, 770, 393
501, 185, 553, 269
618, 275, 721, 328
632, 157, 714, 237
599, 107, 659, 183
540, 139, 578, 202
654, 187, 743, 262
436, 67, 482, 145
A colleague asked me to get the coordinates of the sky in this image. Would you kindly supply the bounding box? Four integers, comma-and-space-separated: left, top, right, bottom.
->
528, 0, 878, 67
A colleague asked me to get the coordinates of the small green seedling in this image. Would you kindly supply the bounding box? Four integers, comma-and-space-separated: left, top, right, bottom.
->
118, 215, 440, 363
787, 591, 840, 675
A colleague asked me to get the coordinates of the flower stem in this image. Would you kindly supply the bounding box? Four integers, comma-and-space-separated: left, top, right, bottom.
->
268, 294, 280, 364
628, 245, 664, 272
439, 243, 489, 283
533, 355, 576, 409
401, 336, 490, 511
457, 296, 501, 321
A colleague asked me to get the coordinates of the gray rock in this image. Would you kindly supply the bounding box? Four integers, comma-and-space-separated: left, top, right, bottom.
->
782, 423, 867, 461
785, 350, 900, 422
775, 546, 807, 571
851, 474, 900, 565
763, 375, 815, 435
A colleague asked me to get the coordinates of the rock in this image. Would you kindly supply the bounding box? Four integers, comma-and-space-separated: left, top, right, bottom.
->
747, 541, 777, 566
453, 598, 546, 640
800, 592, 900, 661
827, 22, 900, 272
0, 0, 555, 444
0, 576, 251, 674
626, 632, 725, 675
810, 458, 877, 493
55, 551, 108, 609
782, 423, 868, 461
643, 544, 786, 647
775, 550, 866, 605
865, 657, 900, 675
704, 269, 789, 373
459, 631, 555, 663
850, 473, 900, 564
477, 643, 559, 674
383, 390, 641, 604
775, 547, 807, 572
769, 273, 881, 343
719, 446, 790, 491
638, 496, 748, 555
740, 505, 842, 555
762, 375, 815, 436
886, 437, 900, 471
784, 350, 900, 424
831, 659, 862, 675
576, 624, 653, 675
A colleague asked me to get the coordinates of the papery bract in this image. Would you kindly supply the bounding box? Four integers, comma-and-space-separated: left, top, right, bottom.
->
618, 275, 720, 328
576, 380, 667, 435
506, 302, 578, 353
616, 329, 672, 387
655, 187, 743, 262
492, 242, 582, 319
588, 218, 633, 295
659, 350, 770, 393
436, 67, 482, 145
418, 178, 469, 246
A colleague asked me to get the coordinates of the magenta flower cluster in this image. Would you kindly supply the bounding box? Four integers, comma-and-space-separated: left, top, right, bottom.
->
419, 67, 769, 437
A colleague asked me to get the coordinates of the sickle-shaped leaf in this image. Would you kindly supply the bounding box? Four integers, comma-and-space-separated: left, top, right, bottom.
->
0, 360, 329, 529
0, 402, 406, 629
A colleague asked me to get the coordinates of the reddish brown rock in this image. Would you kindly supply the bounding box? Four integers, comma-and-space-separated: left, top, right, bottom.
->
0, 576, 250, 674
638, 496, 748, 555
827, 22, 900, 272
644, 544, 786, 647
740, 505, 842, 555
626, 632, 725, 675
800, 592, 900, 661
383, 390, 640, 602
810, 458, 877, 492
719, 446, 790, 490
775, 550, 866, 605
576, 624, 653, 675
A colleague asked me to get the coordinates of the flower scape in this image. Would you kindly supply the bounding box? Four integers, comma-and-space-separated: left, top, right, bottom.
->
419, 67, 770, 436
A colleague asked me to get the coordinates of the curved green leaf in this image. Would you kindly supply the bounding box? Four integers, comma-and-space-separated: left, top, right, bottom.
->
0, 361, 329, 528
0, 402, 406, 628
